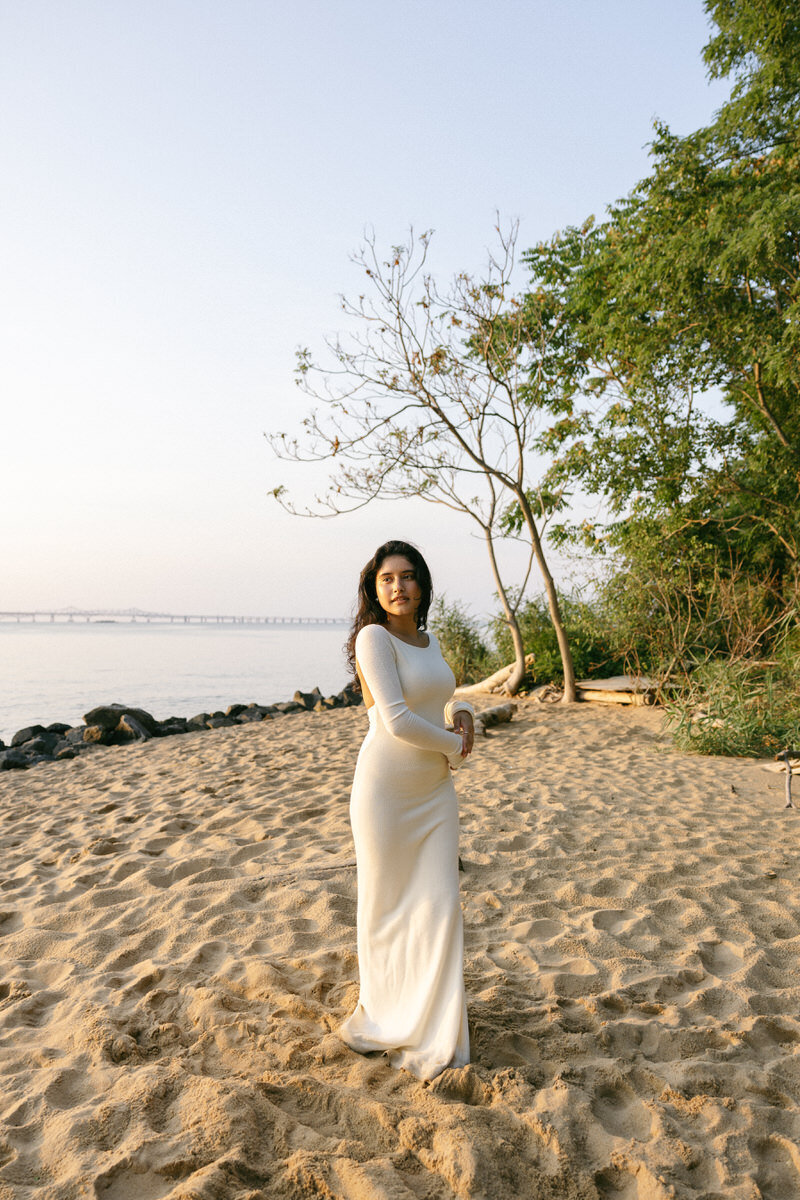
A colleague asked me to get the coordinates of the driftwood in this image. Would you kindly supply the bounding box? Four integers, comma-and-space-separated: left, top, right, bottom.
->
454, 654, 535, 698
577, 690, 652, 706
776, 749, 797, 809
576, 674, 656, 706
473, 702, 516, 737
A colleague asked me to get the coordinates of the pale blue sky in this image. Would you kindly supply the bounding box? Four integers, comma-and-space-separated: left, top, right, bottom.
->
2, 1, 728, 619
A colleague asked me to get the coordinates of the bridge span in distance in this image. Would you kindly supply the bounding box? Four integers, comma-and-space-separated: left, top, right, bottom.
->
0, 608, 348, 627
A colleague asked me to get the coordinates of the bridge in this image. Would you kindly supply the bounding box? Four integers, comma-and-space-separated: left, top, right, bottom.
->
0, 608, 348, 627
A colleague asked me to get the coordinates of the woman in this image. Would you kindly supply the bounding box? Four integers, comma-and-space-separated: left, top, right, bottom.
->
337, 539, 475, 1080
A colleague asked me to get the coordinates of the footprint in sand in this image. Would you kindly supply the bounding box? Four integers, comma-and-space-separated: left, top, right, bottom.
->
590, 1080, 652, 1141
697, 940, 744, 978
0, 911, 22, 936
529, 918, 563, 940
43, 1068, 93, 1110
591, 909, 639, 936
93, 1157, 191, 1200
752, 1134, 800, 1200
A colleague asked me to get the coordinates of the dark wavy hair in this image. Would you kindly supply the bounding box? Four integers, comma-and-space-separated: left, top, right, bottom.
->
345, 540, 433, 684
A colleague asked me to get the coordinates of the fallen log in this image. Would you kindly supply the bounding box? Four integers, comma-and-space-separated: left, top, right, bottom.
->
576, 673, 657, 706
473, 702, 516, 737
454, 655, 535, 698
577, 689, 652, 706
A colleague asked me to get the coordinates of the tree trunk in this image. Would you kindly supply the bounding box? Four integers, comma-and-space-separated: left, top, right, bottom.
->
516, 490, 577, 702
483, 526, 527, 694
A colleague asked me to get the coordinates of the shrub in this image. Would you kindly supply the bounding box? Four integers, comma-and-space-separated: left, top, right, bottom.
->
667, 635, 800, 758
489, 592, 627, 685
429, 597, 491, 686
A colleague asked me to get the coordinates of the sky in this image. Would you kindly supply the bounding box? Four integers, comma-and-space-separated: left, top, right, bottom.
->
1, 0, 731, 622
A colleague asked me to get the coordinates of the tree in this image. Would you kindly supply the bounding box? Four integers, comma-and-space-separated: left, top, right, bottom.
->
521, 0, 800, 652
269, 224, 579, 699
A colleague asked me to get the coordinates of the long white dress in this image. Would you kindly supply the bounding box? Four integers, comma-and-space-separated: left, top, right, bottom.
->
338, 622, 473, 1080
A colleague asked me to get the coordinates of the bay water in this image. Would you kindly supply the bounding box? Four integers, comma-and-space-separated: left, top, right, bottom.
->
0, 622, 351, 744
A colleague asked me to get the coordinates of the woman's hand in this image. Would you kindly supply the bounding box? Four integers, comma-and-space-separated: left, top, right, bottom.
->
452, 711, 474, 758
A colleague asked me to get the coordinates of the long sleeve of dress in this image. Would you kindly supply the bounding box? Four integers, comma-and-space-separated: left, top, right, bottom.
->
443, 698, 475, 726
355, 624, 463, 761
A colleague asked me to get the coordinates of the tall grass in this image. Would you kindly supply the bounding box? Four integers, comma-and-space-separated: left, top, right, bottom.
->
666, 641, 800, 758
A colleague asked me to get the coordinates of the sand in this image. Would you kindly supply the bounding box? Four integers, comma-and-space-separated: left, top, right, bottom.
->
1, 699, 798, 1200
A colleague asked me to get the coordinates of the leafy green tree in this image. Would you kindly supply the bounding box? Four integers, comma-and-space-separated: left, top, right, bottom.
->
521, 0, 800, 662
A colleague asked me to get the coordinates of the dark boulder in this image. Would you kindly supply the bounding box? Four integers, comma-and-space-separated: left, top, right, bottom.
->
293, 687, 323, 710
338, 682, 362, 707
11, 724, 46, 747
236, 710, 265, 723
24, 732, 59, 756
206, 716, 237, 728
55, 745, 78, 760
83, 704, 158, 734
117, 714, 152, 742
46, 723, 72, 735
186, 713, 211, 731
0, 748, 30, 770
272, 701, 303, 714
225, 703, 248, 718
157, 718, 188, 736
83, 725, 108, 744
65, 727, 88, 745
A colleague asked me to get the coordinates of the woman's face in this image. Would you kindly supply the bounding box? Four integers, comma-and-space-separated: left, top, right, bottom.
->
375, 555, 422, 619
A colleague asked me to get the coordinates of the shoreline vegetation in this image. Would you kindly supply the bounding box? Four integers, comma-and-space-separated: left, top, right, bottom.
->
432, 595, 800, 760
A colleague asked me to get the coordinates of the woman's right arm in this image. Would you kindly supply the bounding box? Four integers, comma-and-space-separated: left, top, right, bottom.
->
356, 625, 463, 759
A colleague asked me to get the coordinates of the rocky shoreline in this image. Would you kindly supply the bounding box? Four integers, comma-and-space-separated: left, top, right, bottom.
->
0, 684, 362, 771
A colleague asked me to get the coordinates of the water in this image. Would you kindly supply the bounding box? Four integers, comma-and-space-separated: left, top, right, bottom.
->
0, 622, 351, 743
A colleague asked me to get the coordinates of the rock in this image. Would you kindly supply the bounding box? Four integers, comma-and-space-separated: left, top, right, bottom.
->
24, 733, 58, 756
83, 704, 158, 734
186, 713, 211, 731
117, 714, 152, 742
236, 710, 265, 723
206, 716, 237, 728
272, 701, 304, 714
225, 703, 248, 718
11, 724, 46, 747
156, 718, 188, 736
46, 723, 72, 735
65, 727, 88, 745
83, 725, 107, 744
55, 746, 77, 760
293, 687, 323, 710
0, 748, 30, 770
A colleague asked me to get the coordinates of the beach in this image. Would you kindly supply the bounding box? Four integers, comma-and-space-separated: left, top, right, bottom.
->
1, 699, 798, 1200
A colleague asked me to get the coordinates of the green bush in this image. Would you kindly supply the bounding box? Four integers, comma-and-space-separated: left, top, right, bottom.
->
489, 592, 627, 685
429, 597, 491, 686
667, 637, 800, 758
